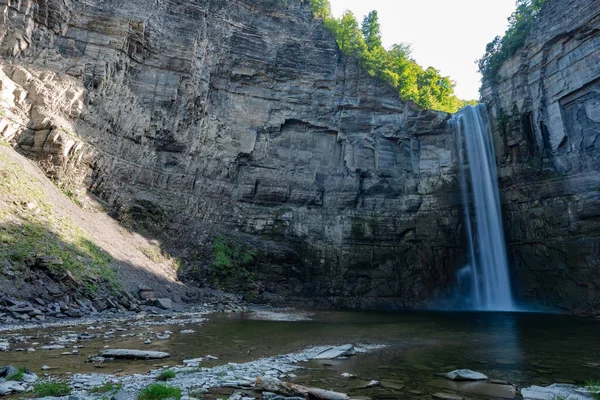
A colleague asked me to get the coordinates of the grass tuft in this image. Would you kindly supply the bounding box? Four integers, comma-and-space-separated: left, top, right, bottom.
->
587, 380, 600, 400
137, 384, 181, 400
33, 381, 71, 397
156, 369, 176, 381
89, 383, 123, 394
6, 367, 25, 381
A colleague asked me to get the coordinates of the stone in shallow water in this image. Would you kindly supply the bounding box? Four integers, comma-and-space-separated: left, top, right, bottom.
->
445, 369, 488, 381
382, 381, 405, 390
430, 379, 516, 399
433, 393, 463, 400
312, 344, 356, 360
521, 384, 593, 400
99, 349, 170, 359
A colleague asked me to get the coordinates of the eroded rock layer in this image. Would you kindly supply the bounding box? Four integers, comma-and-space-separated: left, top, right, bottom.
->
0, 0, 462, 307
481, 0, 600, 311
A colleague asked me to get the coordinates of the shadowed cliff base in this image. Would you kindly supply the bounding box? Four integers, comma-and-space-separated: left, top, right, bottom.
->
0, 144, 223, 320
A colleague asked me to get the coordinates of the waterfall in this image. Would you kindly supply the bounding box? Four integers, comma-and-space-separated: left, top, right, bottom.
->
450, 104, 515, 311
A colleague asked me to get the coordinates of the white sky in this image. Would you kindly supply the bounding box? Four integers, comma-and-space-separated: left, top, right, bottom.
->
329, 0, 516, 100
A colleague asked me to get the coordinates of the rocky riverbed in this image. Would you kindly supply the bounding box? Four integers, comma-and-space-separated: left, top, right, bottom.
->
1, 309, 599, 400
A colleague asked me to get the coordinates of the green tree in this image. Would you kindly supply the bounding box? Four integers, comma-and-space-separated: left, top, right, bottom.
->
308, 0, 331, 19
305, 0, 476, 112
478, 0, 547, 81
335, 11, 367, 58
361, 11, 382, 51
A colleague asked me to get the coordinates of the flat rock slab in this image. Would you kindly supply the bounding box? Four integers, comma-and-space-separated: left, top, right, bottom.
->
154, 298, 172, 310
433, 392, 463, 400
430, 379, 516, 399
312, 344, 356, 360
445, 369, 488, 381
521, 384, 593, 400
99, 349, 170, 359
0, 382, 25, 396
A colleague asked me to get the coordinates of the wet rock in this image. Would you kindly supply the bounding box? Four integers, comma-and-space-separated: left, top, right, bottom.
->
183, 358, 203, 367
445, 370, 488, 381
99, 349, 170, 359
180, 329, 195, 334
432, 393, 463, 400
312, 344, 356, 360
154, 298, 172, 310
521, 384, 593, 400
41, 345, 66, 350
366, 380, 380, 388
257, 376, 350, 400
0, 343, 8, 352
341, 373, 357, 379
382, 381, 405, 390
431, 379, 516, 399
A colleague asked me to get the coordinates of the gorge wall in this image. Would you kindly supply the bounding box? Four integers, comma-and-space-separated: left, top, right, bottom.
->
0, 0, 463, 307
481, 0, 600, 312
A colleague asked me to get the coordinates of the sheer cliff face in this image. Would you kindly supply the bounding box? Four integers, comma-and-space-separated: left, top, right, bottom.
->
481, 0, 600, 311
0, 0, 462, 307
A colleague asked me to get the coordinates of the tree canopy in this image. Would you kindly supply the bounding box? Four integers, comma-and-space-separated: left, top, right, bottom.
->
478, 0, 547, 82
306, 1, 474, 113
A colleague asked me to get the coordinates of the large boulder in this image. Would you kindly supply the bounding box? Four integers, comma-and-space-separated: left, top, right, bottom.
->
445, 369, 488, 381
99, 349, 170, 359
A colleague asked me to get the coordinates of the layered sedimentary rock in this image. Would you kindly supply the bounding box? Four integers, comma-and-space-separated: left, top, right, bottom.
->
0, 0, 463, 307
481, 0, 600, 311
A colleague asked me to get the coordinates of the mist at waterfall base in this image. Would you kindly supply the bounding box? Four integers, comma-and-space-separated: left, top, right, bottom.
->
450, 104, 516, 312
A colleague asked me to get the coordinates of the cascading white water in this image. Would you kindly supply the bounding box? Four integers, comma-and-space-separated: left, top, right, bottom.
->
450, 104, 515, 311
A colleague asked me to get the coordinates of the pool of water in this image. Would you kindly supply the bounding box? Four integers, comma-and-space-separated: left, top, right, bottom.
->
1, 310, 599, 398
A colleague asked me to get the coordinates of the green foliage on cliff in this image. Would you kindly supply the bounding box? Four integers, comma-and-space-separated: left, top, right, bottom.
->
305, 1, 474, 113
211, 237, 256, 289
478, 0, 547, 82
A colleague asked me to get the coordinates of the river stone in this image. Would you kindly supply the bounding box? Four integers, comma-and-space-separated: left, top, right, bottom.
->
99, 349, 170, 359
521, 384, 593, 400
110, 391, 136, 400
262, 393, 304, 400
312, 344, 356, 359
430, 378, 516, 399
433, 393, 463, 400
445, 369, 488, 381
0, 382, 25, 395
183, 358, 203, 367
21, 372, 38, 383
0, 365, 18, 378
41, 344, 66, 350
153, 298, 172, 310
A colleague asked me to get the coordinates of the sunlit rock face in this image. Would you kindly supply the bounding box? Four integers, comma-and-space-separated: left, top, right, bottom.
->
481, 0, 600, 312
0, 0, 464, 307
